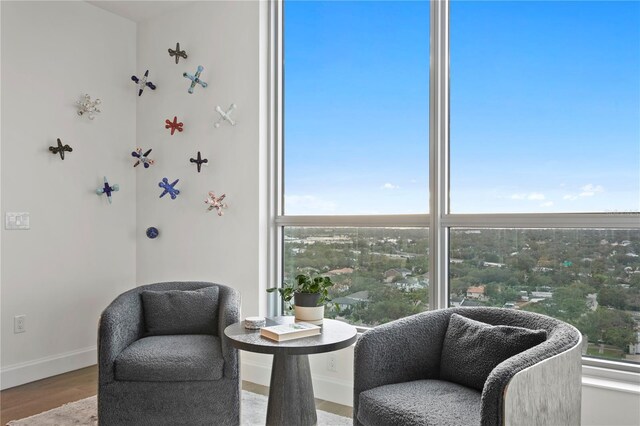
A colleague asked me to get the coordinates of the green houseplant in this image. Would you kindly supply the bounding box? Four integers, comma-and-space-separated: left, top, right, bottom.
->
267, 274, 334, 324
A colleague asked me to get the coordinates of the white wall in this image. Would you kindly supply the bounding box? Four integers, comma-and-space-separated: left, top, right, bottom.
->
135, 1, 264, 318
0, 1, 136, 389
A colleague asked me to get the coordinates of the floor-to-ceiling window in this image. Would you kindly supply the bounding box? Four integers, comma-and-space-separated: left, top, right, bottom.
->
278, 0, 431, 327
272, 0, 640, 366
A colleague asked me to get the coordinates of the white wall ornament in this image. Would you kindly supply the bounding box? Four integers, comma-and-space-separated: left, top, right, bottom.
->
214, 104, 237, 128
76, 94, 101, 120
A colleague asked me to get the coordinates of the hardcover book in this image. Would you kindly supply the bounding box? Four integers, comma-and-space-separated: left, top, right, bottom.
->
260, 322, 321, 342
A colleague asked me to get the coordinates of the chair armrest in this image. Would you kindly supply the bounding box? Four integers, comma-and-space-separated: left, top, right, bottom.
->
502, 340, 582, 426
353, 310, 451, 421
480, 330, 582, 426
218, 285, 241, 379
98, 289, 144, 384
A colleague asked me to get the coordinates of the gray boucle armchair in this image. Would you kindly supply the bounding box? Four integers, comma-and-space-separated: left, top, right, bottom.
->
354, 307, 582, 426
98, 281, 240, 426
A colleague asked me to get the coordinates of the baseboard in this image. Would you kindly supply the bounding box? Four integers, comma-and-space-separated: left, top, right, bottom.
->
241, 357, 354, 407
0, 346, 97, 390
311, 371, 354, 407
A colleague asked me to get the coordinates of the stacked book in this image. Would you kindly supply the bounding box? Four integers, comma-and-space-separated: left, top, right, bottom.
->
260, 322, 321, 342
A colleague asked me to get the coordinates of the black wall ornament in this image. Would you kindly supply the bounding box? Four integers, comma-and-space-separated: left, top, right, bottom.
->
190, 151, 208, 173
168, 42, 188, 64
49, 138, 73, 160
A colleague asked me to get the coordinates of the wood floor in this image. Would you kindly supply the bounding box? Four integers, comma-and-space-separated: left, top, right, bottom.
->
0, 365, 352, 424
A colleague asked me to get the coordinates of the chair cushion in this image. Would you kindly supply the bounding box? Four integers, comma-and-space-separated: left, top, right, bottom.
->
141, 286, 219, 335
358, 380, 482, 426
440, 313, 547, 391
114, 335, 224, 382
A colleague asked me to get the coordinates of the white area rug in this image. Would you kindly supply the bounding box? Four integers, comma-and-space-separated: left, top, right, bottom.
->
6, 390, 352, 426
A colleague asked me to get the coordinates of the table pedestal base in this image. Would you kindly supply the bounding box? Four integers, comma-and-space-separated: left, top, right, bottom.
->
266, 353, 317, 426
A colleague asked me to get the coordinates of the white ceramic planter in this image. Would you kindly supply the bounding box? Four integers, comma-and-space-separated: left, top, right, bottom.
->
294, 305, 324, 325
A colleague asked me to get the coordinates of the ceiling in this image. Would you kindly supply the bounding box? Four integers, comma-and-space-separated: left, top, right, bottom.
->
86, 1, 194, 23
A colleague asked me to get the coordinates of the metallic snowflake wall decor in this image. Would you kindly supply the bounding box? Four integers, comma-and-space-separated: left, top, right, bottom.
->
76, 94, 101, 120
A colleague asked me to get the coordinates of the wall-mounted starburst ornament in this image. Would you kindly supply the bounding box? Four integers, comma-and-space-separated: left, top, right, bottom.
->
49, 138, 72, 160
168, 42, 187, 64
214, 104, 237, 128
190, 151, 208, 173
131, 70, 156, 97
205, 192, 227, 216
76, 94, 101, 120
183, 65, 208, 94
165, 116, 184, 135
132, 148, 155, 168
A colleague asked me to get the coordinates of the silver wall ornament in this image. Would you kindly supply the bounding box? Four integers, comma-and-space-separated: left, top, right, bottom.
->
214, 104, 237, 128
76, 94, 101, 120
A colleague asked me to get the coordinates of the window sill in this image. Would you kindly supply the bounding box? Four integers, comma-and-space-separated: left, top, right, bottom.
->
582, 365, 640, 394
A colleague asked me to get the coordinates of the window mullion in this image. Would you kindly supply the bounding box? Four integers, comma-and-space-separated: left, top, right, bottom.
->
269, 0, 284, 317
429, 0, 450, 310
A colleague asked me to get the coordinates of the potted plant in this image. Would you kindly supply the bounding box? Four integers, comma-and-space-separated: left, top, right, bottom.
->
267, 274, 334, 324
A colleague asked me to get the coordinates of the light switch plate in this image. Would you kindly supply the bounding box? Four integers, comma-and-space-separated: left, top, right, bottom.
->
5, 212, 30, 230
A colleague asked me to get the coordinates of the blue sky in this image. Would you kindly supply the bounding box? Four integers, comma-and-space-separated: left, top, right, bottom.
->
284, 1, 640, 215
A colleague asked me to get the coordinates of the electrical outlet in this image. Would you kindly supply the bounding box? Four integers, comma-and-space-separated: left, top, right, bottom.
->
327, 354, 337, 372
14, 315, 26, 333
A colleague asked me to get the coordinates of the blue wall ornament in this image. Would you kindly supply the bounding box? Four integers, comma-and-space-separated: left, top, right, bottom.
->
183, 65, 207, 94
159, 177, 180, 200
96, 176, 119, 204
131, 70, 156, 96
146, 227, 159, 239
132, 148, 155, 168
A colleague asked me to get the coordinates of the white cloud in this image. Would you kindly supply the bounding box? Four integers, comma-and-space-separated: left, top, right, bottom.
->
511, 193, 526, 200
528, 192, 545, 201
540, 201, 554, 207
579, 184, 604, 197
381, 183, 399, 190
285, 195, 337, 213
564, 184, 605, 201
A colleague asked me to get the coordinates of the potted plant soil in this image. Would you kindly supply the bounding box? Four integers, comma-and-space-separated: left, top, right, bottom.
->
267, 274, 334, 324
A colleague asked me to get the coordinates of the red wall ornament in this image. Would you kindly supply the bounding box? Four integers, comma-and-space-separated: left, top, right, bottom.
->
165, 116, 184, 135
